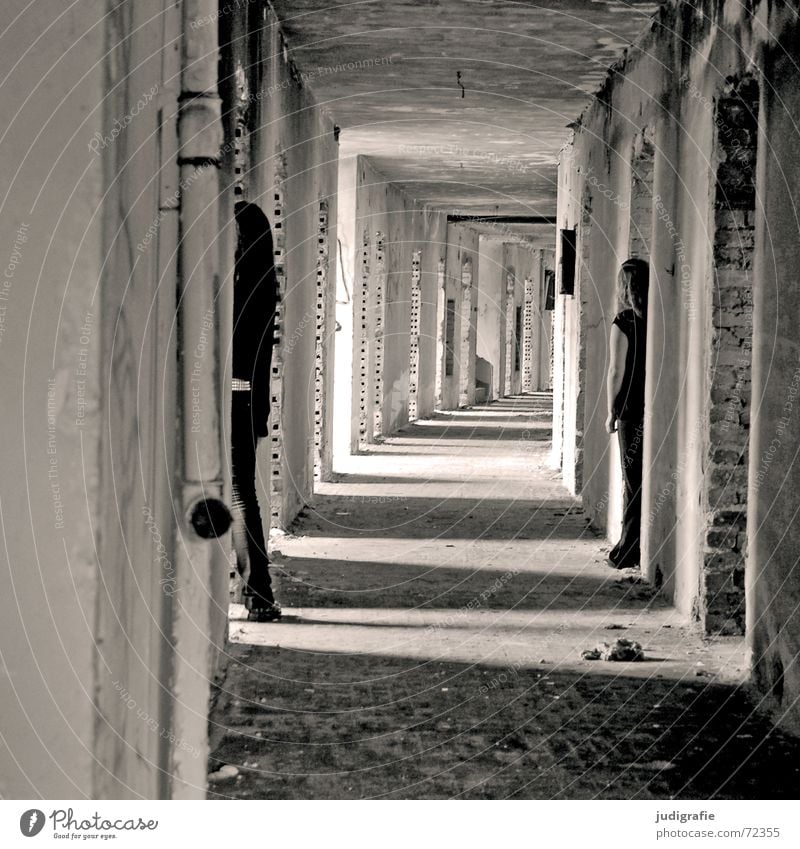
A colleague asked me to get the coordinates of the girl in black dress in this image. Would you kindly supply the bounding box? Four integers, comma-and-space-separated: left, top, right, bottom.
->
231, 202, 281, 620
605, 258, 649, 569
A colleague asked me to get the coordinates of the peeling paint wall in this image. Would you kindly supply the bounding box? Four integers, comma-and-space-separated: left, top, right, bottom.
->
748, 9, 800, 736
0, 0, 106, 799
442, 225, 480, 410
476, 240, 552, 401
477, 241, 505, 400
554, 0, 800, 733
350, 157, 447, 439
242, 4, 339, 526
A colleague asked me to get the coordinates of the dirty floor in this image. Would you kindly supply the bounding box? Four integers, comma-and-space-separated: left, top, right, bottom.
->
209, 394, 800, 799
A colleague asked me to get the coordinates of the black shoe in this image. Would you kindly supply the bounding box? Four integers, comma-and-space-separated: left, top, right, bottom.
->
607, 549, 640, 570
245, 599, 282, 621
244, 584, 282, 621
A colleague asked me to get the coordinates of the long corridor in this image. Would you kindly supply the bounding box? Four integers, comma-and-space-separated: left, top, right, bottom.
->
209, 396, 800, 799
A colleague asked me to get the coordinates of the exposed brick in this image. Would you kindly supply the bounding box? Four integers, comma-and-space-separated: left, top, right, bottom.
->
713, 286, 753, 310
704, 550, 743, 573
715, 347, 750, 367
712, 447, 744, 465
709, 464, 748, 490
718, 310, 753, 329
704, 609, 745, 636
706, 527, 737, 549
715, 209, 748, 229
715, 247, 753, 268
715, 268, 751, 289
713, 508, 747, 529
704, 570, 741, 596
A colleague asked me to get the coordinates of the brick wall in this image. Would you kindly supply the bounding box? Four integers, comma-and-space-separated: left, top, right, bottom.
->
702, 78, 759, 635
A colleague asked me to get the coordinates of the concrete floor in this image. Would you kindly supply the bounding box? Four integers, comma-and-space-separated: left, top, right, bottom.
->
209, 394, 800, 799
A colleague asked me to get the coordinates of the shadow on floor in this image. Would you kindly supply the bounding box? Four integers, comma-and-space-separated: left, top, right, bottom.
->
209, 646, 799, 800
385, 423, 551, 442
289, 497, 592, 540
270, 557, 658, 612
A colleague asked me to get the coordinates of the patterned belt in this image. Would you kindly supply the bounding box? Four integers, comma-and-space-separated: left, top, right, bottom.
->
232, 378, 251, 391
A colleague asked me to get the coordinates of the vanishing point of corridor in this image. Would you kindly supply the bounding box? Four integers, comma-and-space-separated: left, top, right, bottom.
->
209, 396, 799, 799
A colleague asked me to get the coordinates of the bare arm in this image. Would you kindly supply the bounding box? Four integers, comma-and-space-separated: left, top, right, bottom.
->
606, 323, 627, 434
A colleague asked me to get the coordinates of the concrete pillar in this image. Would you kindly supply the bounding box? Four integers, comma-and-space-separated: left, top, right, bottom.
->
442, 224, 479, 409
747, 36, 800, 734
334, 158, 357, 463
408, 249, 423, 420
434, 258, 447, 409
550, 269, 566, 468
459, 257, 474, 406
355, 223, 373, 447
523, 275, 535, 392
417, 209, 447, 419
372, 231, 387, 437
503, 262, 516, 396
640, 98, 681, 594
476, 240, 504, 401
268, 158, 289, 524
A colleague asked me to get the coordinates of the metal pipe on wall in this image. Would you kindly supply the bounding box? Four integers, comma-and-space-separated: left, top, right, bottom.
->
170, 0, 229, 798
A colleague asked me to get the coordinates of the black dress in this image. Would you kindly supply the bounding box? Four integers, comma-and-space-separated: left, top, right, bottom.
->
609, 308, 646, 568
231, 231, 277, 606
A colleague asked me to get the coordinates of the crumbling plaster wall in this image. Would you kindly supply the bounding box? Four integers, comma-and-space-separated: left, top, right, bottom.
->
556, 1, 749, 605
477, 240, 552, 401
336, 156, 358, 458
555, 136, 629, 513
246, 7, 339, 527
531, 250, 555, 393
503, 243, 536, 397
747, 6, 800, 736
477, 239, 506, 400
556, 0, 800, 728
442, 224, 480, 410
351, 156, 447, 438
0, 0, 106, 799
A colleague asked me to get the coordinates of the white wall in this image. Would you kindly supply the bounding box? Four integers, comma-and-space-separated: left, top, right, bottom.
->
0, 1, 106, 798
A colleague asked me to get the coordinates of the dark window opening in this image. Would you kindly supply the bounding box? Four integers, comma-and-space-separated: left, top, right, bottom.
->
559, 228, 577, 295
514, 306, 522, 372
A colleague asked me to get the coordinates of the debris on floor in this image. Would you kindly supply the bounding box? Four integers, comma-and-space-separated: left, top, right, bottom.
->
212, 401, 800, 800
611, 576, 659, 601
581, 638, 645, 662
614, 575, 646, 585
208, 764, 240, 783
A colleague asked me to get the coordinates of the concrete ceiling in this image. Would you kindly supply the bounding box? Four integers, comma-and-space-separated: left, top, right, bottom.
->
272, 0, 660, 217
